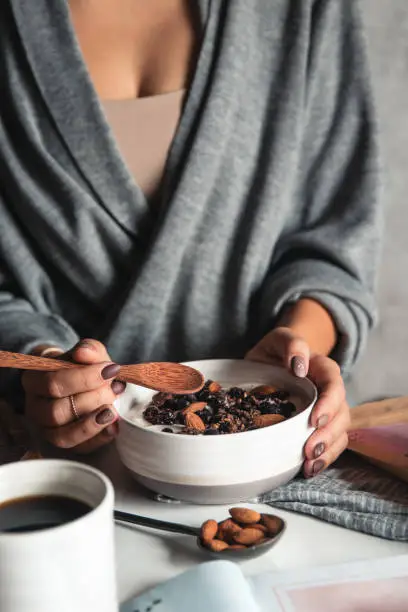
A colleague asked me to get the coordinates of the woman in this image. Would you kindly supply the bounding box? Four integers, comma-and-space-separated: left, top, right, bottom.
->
0, 0, 381, 476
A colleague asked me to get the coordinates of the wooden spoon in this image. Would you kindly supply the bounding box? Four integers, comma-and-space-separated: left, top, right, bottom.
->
0, 351, 204, 394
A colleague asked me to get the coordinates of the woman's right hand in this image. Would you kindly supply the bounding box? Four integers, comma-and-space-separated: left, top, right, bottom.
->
22, 339, 125, 454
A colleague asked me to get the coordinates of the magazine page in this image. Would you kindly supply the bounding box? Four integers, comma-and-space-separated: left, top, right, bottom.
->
120, 560, 260, 612
249, 554, 408, 612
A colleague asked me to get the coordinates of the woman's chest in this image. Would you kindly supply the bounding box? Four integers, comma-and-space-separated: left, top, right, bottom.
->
68, 0, 200, 100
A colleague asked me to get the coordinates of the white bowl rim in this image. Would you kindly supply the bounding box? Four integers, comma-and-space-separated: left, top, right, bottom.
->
118, 359, 318, 442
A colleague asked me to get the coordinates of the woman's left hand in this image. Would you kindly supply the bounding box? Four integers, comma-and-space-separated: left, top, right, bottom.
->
246, 327, 350, 477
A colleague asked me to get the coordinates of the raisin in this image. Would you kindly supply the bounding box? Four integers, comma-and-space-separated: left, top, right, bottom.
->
161, 411, 176, 425
144, 406, 161, 424
195, 380, 212, 401
258, 401, 273, 414
258, 401, 296, 419
162, 428, 173, 433
252, 392, 267, 402
196, 409, 212, 424
279, 402, 296, 418
175, 411, 185, 424
175, 398, 191, 411
218, 420, 232, 434
206, 395, 224, 410
227, 387, 246, 400
204, 428, 220, 435
183, 394, 197, 403
196, 389, 210, 401
272, 390, 290, 401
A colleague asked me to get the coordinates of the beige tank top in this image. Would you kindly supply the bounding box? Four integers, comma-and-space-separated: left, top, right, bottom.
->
102, 90, 185, 199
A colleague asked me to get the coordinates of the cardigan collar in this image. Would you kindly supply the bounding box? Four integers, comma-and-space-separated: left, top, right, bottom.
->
10, 0, 214, 237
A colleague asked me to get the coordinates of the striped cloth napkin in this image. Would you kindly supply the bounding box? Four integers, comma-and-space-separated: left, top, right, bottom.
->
154, 450, 408, 541
257, 452, 408, 541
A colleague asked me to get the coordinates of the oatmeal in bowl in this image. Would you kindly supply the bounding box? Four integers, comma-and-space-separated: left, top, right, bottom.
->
141, 381, 298, 435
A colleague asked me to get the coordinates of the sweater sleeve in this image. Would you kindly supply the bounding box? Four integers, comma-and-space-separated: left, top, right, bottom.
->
0, 265, 79, 402
258, 0, 382, 374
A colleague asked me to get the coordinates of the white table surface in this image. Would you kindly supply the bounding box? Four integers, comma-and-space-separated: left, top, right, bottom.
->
88, 446, 408, 605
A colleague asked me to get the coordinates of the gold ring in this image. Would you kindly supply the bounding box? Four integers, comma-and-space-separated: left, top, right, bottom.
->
69, 395, 80, 421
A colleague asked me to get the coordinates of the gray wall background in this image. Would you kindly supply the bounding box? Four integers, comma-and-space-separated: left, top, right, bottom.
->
350, 1, 408, 403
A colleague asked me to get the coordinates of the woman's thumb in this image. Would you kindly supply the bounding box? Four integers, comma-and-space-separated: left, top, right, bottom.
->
71, 338, 111, 365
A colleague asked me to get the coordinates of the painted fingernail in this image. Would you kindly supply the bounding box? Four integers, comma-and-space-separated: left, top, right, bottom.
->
291, 356, 307, 378
105, 423, 119, 437
77, 339, 95, 350
317, 414, 329, 428
312, 459, 325, 475
313, 442, 325, 459
111, 380, 126, 395
101, 363, 121, 380
95, 407, 115, 425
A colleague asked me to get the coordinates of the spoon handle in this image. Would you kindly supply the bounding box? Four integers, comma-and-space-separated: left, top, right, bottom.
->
0, 350, 204, 394
114, 509, 200, 538
0, 350, 75, 371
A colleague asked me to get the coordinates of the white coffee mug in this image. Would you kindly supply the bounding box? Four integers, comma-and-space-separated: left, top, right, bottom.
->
0, 459, 117, 612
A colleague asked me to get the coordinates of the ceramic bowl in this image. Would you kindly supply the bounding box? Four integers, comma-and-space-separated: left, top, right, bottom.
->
115, 359, 317, 504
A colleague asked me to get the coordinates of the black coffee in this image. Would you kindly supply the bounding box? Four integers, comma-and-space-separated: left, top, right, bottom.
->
0, 495, 92, 533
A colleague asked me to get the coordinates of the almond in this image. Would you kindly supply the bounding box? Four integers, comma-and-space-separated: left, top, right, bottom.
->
184, 401, 207, 414
261, 514, 283, 536
200, 519, 218, 543
229, 507, 261, 524
253, 414, 286, 428
233, 527, 264, 546
208, 381, 222, 393
207, 539, 229, 552
217, 519, 241, 542
184, 412, 206, 431
246, 522, 268, 534
250, 385, 277, 395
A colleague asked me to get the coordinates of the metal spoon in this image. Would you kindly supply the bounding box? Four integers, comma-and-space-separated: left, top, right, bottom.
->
0, 350, 204, 394
114, 509, 286, 561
